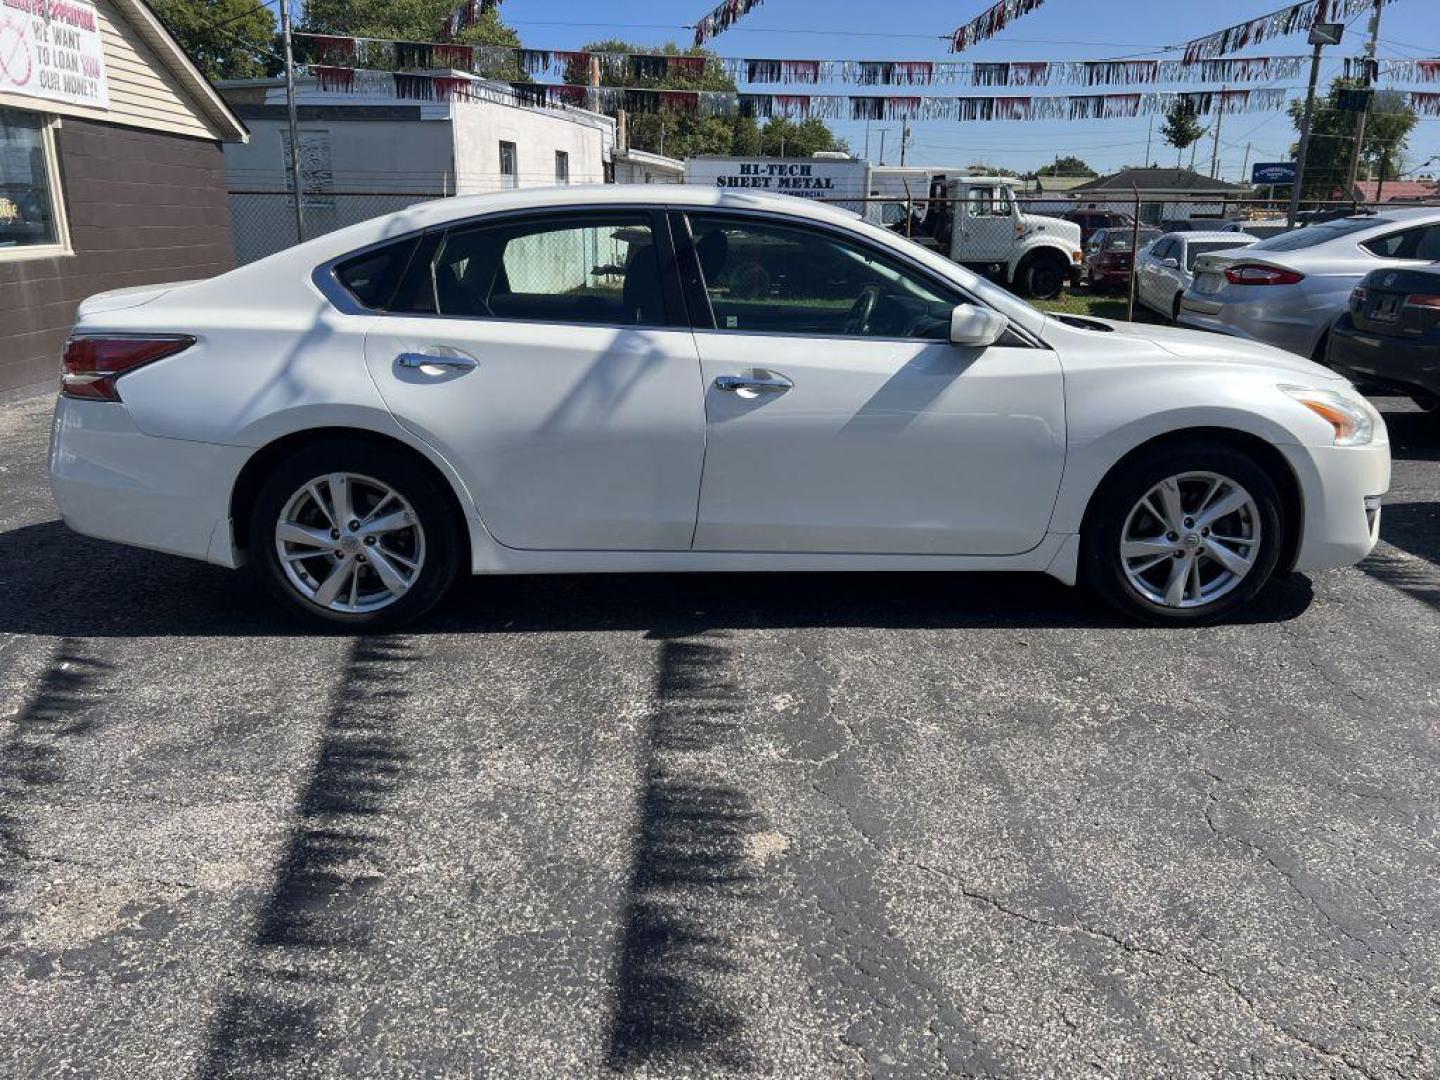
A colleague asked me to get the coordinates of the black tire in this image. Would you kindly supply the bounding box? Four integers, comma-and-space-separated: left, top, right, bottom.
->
1019, 255, 1068, 300
1081, 441, 1285, 626
248, 439, 462, 629
1171, 293, 1183, 324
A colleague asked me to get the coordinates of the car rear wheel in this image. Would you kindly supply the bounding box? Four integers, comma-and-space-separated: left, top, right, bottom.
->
1171, 293, 1183, 324
1082, 443, 1284, 625
249, 440, 462, 629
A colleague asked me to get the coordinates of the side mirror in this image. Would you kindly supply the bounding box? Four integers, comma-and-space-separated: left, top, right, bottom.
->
1162, 258, 1180, 270
949, 303, 1009, 348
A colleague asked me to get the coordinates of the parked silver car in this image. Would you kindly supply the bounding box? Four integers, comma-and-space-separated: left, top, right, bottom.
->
1135, 231, 1258, 323
1178, 208, 1440, 358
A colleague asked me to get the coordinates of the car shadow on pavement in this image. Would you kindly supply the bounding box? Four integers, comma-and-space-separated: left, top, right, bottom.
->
0, 638, 113, 922
0, 520, 1317, 637
1364, 501, 1440, 612
200, 635, 415, 1078
607, 628, 762, 1072
1383, 408, 1440, 463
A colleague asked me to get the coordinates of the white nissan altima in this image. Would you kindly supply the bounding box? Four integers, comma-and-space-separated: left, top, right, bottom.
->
50, 185, 1389, 627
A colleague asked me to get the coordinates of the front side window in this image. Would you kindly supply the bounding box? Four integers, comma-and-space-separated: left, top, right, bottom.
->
498, 141, 517, 189
0, 107, 66, 256
686, 214, 957, 339
554, 150, 569, 184
433, 213, 668, 326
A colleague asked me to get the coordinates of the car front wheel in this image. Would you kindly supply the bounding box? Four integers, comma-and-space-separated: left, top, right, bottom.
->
1082, 443, 1284, 625
248, 440, 462, 628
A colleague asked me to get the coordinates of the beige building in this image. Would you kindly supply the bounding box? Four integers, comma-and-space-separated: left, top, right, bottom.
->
0, 0, 247, 398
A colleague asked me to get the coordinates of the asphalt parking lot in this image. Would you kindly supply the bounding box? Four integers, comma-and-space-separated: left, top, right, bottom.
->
1, 392, 1438, 1079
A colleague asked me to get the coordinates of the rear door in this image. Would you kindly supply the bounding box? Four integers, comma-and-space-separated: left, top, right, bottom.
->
361, 208, 707, 551
675, 210, 1065, 555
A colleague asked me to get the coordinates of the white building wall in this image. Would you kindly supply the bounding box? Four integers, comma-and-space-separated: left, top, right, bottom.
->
451, 100, 612, 193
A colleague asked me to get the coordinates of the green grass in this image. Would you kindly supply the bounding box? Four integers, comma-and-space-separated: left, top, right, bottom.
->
1032, 290, 1167, 325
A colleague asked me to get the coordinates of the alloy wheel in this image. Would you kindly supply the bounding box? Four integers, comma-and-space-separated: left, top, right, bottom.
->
273, 472, 426, 613
1119, 471, 1262, 609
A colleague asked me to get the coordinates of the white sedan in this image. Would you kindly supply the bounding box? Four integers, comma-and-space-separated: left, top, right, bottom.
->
1134, 231, 1258, 323
50, 186, 1389, 627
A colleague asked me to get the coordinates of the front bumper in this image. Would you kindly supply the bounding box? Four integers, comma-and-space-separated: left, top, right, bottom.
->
1327, 316, 1440, 400
1280, 439, 1390, 572
50, 397, 250, 567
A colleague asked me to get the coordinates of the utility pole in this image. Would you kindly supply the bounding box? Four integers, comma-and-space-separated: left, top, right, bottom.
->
864, 119, 871, 162
900, 118, 910, 166
1209, 87, 1226, 179
1344, 0, 1385, 199
878, 129, 887, 166
279, 0, 304, 243
1144, 116, 1154, 166
1289, 21, 1343, 227
1240, 141, 1252, 186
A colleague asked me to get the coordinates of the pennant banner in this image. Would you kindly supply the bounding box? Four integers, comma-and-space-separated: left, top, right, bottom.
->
949, 0, 1049, 54
1411, 91, 1440, 116
294, 35, 1312, 89
693, 0, 765, 47
1346, 57, 1440, 84
437, 0, 499, 42
297, 66, 1300, 123
1180, 0, 1397, 65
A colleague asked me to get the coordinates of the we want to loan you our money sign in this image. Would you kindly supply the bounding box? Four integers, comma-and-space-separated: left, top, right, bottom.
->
0, 0, 109, 110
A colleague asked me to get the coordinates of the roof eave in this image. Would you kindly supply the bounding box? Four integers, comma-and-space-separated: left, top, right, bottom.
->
120, 0, 250, 142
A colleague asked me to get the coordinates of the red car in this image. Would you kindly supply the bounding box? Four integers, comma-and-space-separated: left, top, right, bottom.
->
1085, 227, 1161, 292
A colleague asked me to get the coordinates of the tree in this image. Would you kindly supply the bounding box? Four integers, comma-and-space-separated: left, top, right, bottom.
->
967, 161, 1019, 177
570, 39, 846, 161
1036, 155, 1096, 178
300, 0, 523, 77
1160, 98, 1207, 167
1287, 79, 1418, 199
150, 0, 276, 80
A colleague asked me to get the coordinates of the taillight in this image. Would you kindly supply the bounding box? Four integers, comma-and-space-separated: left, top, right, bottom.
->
61, 335, 194, 401
1403, 293, 1440, 310
1224, 264, 1305, 286
1349, 286, 1366, 311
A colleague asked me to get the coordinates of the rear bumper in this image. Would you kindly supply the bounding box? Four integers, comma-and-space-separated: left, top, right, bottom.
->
49, 397, 249, 567
1281, 439, 1390, 572
1178, 296, 1320, 357
1327, 316, 1440, 399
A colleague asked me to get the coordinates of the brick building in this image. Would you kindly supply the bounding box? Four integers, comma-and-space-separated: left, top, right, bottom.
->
1, 0, 246, 399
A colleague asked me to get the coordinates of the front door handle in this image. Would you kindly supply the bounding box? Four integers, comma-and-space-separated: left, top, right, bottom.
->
396, 349, 478, 373
714, 372, 793, 395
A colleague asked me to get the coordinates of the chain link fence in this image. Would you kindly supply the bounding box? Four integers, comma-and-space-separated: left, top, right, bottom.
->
229, 191, 445, 266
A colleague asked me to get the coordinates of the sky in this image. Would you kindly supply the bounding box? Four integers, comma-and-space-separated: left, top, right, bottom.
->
501, 0, 1440, 179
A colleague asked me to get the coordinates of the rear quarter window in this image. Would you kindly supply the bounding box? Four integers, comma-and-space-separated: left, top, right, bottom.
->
333, 236, 422, 310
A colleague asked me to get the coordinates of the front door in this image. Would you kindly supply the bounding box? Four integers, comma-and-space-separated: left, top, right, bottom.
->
678, 212, 1066, 555
956, 185, 1017, 263
364, 209, 706, 551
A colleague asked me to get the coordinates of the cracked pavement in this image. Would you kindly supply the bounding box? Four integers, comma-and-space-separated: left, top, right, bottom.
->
1, 393, 1438, 1078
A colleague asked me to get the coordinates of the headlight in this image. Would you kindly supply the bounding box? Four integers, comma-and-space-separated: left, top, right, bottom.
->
1279, 385, 1374, 446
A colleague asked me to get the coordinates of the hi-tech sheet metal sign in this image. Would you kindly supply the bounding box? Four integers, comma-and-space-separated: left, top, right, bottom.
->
685, 157, 868, 209
0, 0, 110, 110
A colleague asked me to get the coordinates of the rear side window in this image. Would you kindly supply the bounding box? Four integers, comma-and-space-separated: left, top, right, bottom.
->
1252, 217, 1391, 252
432, 212, 670, 327
334, 236, 421, 310
1362, 224, 1440, 261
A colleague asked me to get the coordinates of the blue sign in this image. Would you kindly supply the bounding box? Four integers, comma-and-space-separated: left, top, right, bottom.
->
1252, 162, 1297, 185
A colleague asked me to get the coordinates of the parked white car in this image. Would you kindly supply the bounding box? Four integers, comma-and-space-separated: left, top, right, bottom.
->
1180, 208, 1440, 358
51, 186, 1388, 627
1135, 231, 1259, 323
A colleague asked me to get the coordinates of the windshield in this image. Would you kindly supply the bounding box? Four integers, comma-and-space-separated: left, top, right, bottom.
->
1249, 216, 1391, 252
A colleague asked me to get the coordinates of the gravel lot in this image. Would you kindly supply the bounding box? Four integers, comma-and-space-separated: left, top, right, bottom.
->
1, 392, 1437, 1079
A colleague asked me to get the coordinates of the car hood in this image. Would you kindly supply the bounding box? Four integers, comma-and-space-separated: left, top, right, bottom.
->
1057, 317, 1347, 381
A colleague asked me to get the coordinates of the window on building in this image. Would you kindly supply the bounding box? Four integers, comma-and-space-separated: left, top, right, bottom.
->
499, 141, 518, 189
432, 213, 669, 327
555, 150, 569, 184
685, 214, 957, 339
0, 108, 67, 258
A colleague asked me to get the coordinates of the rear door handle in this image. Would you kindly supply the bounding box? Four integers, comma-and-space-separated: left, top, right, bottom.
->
714, 373, 793, 394
396, 349, 478, 373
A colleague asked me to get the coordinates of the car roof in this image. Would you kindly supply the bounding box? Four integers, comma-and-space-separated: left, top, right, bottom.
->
386, 184, 866, 232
